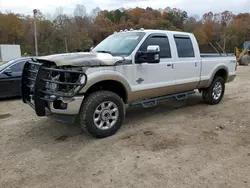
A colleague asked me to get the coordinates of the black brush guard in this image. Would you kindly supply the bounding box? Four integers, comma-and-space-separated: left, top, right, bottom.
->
21, 60, 87, 116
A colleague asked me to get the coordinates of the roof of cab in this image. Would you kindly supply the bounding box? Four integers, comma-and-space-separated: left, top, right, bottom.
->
116, 29, 193, 36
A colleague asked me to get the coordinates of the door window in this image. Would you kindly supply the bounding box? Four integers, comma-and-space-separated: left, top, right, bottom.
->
9, 61, 26, 72
174, 36, 195, 58
140, 36, 171, 58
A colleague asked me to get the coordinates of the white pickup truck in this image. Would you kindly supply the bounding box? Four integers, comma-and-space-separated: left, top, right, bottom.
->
21, 29, 236, 138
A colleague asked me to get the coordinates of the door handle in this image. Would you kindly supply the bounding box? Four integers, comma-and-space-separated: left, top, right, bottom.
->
167, 64, 172, 67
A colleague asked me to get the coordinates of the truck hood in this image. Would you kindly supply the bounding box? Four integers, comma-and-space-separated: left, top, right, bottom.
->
36, 52, 124, 67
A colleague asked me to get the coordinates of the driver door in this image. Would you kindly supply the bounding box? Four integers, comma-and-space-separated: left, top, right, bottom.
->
0, 60, 26, 97
0, 72, 12, 98
132, 34, 175, 100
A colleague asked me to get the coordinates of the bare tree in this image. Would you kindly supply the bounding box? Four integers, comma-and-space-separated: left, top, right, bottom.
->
73, 4, 87, 18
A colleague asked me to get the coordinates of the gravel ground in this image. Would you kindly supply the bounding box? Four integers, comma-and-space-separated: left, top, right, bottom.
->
0, 66, 250, 188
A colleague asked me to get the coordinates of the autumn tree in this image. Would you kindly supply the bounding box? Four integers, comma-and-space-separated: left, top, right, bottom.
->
94, 15, 114, 40
164, 8, 187, 29
0, 7, 249, 55
0, 13, 24, 44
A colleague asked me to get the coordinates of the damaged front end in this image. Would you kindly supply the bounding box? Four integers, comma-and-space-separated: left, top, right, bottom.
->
21, 59, 87, 123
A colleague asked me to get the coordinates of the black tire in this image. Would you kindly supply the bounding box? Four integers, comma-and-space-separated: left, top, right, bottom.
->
202, 76, 225, 105
79, 91, 125, 138
240, 54, 250, 66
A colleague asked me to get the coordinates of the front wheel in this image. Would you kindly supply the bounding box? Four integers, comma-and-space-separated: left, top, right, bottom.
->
202, 76, 225, 105
79, 91, 125, 138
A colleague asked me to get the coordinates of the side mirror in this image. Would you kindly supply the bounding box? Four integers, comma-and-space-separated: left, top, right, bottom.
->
147, 45, 160, 52
147, 45, 160, 63
3, 68, 12, 75
136, 45, 160, 64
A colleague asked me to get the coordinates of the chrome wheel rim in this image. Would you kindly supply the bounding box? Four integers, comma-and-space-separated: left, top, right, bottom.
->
212, 82, 222, 100
93, 101, 119, 130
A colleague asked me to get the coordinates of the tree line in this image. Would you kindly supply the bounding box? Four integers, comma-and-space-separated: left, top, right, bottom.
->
0, 5, 249, 56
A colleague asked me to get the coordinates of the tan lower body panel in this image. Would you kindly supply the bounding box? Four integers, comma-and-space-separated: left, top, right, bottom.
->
197, 75, 236, 90
128, 82, 199, 103
197, 80, 210, 88
227, 75, 236, 83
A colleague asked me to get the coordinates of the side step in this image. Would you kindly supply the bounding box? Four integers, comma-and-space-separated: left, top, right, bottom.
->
131, 90, 196, 108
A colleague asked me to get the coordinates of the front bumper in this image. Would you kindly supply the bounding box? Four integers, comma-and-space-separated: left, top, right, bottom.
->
40, 96, 84, 124
47, 95, 84, 115
21, 60, 87, 117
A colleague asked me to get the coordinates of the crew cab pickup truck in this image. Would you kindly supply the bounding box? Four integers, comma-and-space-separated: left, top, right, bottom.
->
21, 29, 236, 138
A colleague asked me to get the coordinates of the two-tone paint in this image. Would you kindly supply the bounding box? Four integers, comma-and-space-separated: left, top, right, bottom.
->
23, 29, 237, 117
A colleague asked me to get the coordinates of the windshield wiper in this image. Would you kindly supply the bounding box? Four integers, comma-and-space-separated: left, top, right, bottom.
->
96, 50, 112, 55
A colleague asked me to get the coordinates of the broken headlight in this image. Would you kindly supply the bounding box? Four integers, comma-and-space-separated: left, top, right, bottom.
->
46, 74, 60, 92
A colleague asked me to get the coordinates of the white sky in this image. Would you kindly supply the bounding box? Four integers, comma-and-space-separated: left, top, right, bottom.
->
0, 0, 249, 17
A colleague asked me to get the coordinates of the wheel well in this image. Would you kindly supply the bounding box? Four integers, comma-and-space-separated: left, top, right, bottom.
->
85, 80, 128, 103
214, 69, 228, 81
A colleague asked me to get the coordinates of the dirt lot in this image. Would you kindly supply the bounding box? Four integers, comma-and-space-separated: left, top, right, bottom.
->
1, 66, 250, 188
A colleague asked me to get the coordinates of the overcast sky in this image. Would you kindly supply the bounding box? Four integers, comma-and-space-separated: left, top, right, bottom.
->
0, 0, 249, 17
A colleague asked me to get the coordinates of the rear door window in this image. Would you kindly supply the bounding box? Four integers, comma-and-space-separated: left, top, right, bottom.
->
174, 36, 195, 58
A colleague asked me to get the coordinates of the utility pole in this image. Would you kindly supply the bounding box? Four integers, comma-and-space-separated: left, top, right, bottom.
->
33, 9, 38, 56
65, 37, 68, 53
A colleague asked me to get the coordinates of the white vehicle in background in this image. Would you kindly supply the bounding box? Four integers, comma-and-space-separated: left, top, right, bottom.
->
0, 45, 21, 62
21, 29, 237, 138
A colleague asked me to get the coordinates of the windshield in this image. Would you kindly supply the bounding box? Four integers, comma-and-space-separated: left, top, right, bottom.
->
92, 32, 146, 56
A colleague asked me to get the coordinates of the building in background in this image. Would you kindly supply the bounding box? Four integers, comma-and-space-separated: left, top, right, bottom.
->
0, 45, 21, 62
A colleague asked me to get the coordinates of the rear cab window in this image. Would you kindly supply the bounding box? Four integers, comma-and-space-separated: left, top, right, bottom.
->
174, 35, 195, 58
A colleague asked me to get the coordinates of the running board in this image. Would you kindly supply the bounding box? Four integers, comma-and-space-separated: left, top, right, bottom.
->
131, 90, 196, 108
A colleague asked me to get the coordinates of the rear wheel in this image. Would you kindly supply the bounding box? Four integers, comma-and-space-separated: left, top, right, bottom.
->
79, 91, 125, 138
202, 76, 225, 105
